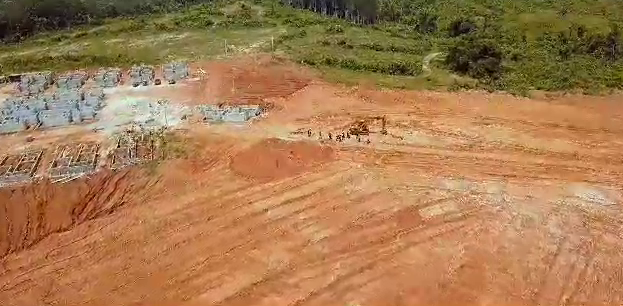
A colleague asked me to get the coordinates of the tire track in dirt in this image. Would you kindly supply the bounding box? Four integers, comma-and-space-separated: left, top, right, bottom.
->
204, 177, 484, 305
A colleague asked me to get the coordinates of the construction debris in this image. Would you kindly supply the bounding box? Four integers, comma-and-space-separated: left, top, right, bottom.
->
197, 104, 262, 123
57, 71, 88, 90
129, 65, 155, 86
109, 127, 166, 169
18, 72, 53, 96
0, 88, 106, 133
94, 68, 122, 87
47, 142, 99, 179
163, 62, 190, 84
0, 149, 44, 187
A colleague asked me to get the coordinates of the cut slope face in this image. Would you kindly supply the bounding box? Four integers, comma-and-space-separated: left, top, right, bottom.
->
0, 169, 157, 258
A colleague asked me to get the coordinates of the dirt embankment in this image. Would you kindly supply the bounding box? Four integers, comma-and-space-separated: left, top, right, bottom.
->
0, 169, 159, 258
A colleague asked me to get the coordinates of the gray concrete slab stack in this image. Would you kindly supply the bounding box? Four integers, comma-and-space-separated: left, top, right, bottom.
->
197, 104, 263, 123
129, 65, 155, 86
94, 68, 122, 87
18, 72, 53, 96
39, 109, 73, 127
163, 62, 190, 84
0, 96, 40, 133
57, 71, 88, 90
0, 117, 26, 134
1, 86, 106, 130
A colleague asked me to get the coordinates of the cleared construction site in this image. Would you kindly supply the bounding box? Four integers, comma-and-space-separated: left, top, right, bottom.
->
1, 55, 623, 306
0, 60, 268, 188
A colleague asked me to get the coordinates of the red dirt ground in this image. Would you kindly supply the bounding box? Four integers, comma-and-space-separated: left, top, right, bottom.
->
230, 138, 335, 182
1, 56, 623, 306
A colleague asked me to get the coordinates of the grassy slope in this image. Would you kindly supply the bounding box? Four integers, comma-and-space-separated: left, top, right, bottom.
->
0, 2, 455, 90
1, 0, 622, 93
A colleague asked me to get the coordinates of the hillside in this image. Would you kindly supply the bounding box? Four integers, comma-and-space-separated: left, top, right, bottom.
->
1, 0, 622, 93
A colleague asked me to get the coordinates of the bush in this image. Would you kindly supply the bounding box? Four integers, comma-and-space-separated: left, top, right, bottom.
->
325, 24, 344, 33
446, 36, 504, 79
301, 53, 421, 76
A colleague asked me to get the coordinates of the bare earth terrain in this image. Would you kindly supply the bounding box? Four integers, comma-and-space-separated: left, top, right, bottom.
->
1, 56, 623, 306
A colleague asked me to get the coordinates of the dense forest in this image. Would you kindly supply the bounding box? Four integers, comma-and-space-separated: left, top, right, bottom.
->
0, 0, 210, 41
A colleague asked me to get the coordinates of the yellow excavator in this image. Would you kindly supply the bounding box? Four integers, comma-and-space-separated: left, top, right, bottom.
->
348, 115, 387, 136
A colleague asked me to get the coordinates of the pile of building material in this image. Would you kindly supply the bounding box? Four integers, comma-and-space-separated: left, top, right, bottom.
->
1, 97, 40, 133
0, 149, 44, 187
109, 127, 165, 169
94, 68, 122, 87
163, 62, 190, 84
18, 72, 53, 96
57, 71, 88, 90
129, 65, 155, 86
197, 104, 262, 123
47, 142, 99, 179
0, 88, 106, 131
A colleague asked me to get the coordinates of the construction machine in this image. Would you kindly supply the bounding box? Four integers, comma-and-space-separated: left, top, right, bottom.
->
348, 115, 387, 136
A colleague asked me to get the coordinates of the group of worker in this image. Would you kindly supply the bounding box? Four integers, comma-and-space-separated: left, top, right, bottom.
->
307, 129, 370, 144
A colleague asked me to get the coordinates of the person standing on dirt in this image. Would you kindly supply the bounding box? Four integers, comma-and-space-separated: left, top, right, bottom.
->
328, 132, 332, 140
308, 129, 312, 137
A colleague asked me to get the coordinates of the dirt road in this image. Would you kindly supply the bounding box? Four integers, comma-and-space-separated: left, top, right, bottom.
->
1, 57, 623, 305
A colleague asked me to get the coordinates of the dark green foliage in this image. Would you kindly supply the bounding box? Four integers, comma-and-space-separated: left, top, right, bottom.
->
448, 18, 476, 37
301, 54, 421, 75
445, 36, 503, 80
0, 0, 213, 41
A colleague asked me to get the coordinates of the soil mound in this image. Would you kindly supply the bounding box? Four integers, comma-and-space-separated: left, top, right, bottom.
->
192, 56, 312, 105
229, 138, 334, 181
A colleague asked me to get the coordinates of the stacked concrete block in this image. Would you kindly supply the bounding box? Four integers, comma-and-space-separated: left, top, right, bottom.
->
240, 105, 262, 117
39, 109, 73, 127
57, 71, 88, 90
18, 72, 53, 96
54, 89, 83, 107
129, 65, 155, 86
163, 62, 190, 84
1, 97, 40, 130
94, 68, 122, 87
25, 96, 47, 112
14, 108, 39, 127
71, 108, 82, 123
80, 106, 97, 120
222, 109, 249, 122
197, 104, 263, 123
0, 117, 26, 134
83, 89, 104, 109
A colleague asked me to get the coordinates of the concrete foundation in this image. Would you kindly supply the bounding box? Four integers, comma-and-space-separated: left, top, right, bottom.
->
47, 142, 99, 179
0, 149, 44, 187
